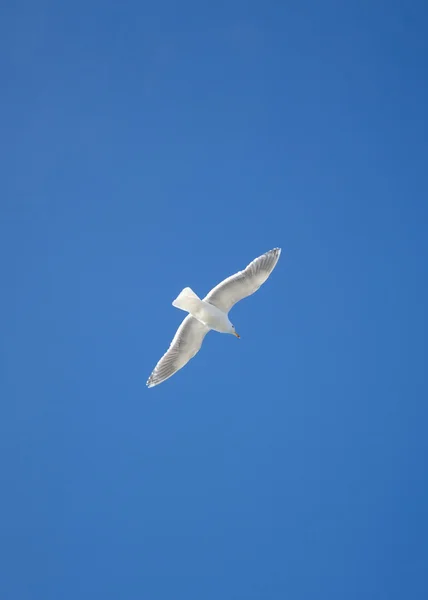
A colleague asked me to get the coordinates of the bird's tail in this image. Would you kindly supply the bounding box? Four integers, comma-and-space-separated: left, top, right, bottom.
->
172, 287, 202, 314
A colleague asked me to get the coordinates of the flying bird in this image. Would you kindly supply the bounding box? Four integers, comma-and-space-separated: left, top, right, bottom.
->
146, 247, 282, 388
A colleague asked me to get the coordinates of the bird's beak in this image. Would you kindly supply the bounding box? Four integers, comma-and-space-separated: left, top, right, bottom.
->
234, 331, 240, 338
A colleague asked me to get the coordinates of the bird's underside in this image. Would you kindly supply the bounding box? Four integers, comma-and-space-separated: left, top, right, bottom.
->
146, 247, 281, 388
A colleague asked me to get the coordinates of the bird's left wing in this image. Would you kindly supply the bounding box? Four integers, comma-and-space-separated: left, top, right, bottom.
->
146, 315, 210, 388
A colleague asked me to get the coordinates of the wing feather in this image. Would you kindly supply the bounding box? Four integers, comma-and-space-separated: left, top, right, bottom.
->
146, 315, 210, 388
203, 248, 281, 313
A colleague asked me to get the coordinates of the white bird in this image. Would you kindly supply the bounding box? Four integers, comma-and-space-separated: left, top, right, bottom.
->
146, 248, 282, 388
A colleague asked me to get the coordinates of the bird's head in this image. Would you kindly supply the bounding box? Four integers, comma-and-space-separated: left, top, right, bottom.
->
230, 323, 240, 338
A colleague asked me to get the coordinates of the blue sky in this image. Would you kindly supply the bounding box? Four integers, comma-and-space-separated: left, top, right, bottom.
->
1, 1, 428, 599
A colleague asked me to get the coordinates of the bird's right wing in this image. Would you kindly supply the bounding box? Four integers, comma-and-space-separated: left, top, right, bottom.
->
203, 248, 281, 313
146, 315, 210, 388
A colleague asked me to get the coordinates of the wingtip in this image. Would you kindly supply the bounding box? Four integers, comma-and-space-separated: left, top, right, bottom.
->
269, 247, 282, 260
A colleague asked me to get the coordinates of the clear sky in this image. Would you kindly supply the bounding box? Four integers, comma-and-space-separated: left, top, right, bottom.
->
1, 2, 428, 599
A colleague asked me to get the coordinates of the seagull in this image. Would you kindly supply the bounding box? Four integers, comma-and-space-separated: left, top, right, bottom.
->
146, 247, 282, 388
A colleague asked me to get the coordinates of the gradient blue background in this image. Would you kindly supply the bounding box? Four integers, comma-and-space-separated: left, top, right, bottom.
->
1, 1, 427, 599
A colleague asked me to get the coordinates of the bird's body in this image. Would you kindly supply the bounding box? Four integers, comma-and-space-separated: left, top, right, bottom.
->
199, 302, 232, 332
147, 247, 282, 388
172, 287, 233, 333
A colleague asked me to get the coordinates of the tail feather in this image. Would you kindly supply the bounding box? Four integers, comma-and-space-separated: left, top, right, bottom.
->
172, 287, 201, 313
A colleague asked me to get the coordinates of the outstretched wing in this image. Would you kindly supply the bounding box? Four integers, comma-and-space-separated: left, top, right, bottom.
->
203, 248, 281, 313
146, 315, 210, 388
